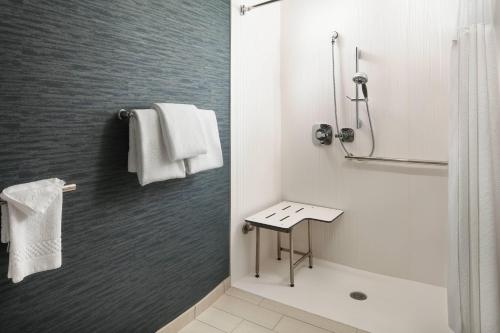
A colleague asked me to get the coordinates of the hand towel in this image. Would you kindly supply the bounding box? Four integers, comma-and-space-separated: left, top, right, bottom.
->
152, 103, 207, 161
128, 109, 186, 186
0, 178, 65, 283
186, 109, 224, 175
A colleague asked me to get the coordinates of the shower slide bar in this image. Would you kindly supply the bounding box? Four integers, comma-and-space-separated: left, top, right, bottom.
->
345, 155, 448, 166
240, 0, 281, 15
0, 184, 77, 206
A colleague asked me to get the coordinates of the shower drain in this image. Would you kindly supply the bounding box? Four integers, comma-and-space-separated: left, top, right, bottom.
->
350, 291, 368, 301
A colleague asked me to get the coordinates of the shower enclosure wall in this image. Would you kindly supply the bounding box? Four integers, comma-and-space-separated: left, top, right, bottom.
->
231, 0, 455, 331
280, 0, 453, 287
232, 0, 454, 287
231, 0, 283, 283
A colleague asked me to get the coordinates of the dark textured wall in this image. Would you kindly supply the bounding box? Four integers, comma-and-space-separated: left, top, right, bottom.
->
0, 0, 230, 332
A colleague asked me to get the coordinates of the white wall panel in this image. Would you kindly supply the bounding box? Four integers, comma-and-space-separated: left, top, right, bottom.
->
281, 0, 455, 286
231, 0, 282, 281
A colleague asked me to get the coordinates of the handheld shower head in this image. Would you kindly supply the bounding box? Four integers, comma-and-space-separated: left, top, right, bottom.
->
353, 72, 368, 85
331, 31, 339, 44
353, 72, 369, 99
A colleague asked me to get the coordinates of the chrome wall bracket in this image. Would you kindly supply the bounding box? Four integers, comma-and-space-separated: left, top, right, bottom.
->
240, 5, 250, 15
312, 124, 333, 145
242, 222, 255, 234
240, 0, 281, 15
346, 96, 367, 102
345, 96, 367, 128
117, 109, 134, 120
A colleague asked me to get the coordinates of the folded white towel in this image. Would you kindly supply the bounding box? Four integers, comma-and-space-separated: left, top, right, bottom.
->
152, 103, 208, 161
186, 109, 224, 175
128, 109, 186, 186
0, 178, 65, 283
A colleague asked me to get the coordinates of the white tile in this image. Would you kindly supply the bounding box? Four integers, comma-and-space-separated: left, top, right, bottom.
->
223, 277, 232, 291
195, 283, 225, 317
196, 307, 243, 332
213, 295, 282, 329
259, 299, 356, 333
274, 317, 332, 333
407, 174, 448, 286
156, 307, 195, 333
278, 0, 450, 288
226, 287, 263, 305
232, 320, 275, 333
230, 0, 282, 283
178, 320, 224, 333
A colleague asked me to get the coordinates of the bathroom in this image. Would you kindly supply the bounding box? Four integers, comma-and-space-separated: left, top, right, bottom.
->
0, 0, 498, 332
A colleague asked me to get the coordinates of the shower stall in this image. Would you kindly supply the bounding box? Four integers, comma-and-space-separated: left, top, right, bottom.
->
231, 0, 457, 332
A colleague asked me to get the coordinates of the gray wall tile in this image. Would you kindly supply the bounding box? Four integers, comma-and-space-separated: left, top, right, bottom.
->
0, 0, 230, 332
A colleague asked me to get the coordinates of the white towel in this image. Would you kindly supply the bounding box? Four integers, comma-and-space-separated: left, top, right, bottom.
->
152, 103, 208, 161
0, 178, 65, 283
128, 109, 186, 186
186, 109, 224, 175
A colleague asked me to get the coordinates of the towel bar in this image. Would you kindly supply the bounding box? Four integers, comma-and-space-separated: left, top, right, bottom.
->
0, 184, 77, 206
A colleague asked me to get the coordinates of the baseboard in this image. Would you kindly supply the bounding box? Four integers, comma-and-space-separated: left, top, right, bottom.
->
156, 277, 231, 333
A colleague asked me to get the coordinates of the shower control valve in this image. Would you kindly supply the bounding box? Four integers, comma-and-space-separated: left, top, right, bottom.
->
335, 128, 355, 143
312, 124, 333, 146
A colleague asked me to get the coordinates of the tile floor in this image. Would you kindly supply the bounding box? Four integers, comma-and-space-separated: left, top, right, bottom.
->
179, 287, 364, 333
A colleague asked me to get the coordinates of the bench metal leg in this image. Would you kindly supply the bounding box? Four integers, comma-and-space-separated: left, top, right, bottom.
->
289, 229, 294, 287
308, 220, 313, 268
277, 231, 282, 260
255, 227, 260, 278
254, 223, 310, 286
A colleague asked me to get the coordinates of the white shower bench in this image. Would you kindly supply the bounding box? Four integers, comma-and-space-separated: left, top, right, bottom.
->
245, 201, 343, 287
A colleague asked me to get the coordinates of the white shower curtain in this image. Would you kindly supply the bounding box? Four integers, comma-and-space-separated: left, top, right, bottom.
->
448, 0, 500, 332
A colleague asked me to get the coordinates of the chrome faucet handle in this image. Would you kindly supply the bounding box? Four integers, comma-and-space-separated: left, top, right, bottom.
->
315, 129, 327, 140
312, 124, 333, 145
335, 128, 355, 143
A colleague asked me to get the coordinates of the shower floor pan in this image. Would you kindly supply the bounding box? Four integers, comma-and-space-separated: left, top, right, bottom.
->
233, 258, 451, 333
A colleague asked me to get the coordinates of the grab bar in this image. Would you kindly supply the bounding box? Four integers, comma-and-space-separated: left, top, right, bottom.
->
0, 184, 77, 206
345, 155, 448, 166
